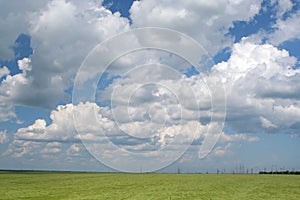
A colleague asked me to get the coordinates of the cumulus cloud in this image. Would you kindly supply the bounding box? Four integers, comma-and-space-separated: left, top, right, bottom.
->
7, 101, 198, 155
13, 38, 298, 162
276, 0, 294, 18
13, 103, 104, 143
260, 117, 278, 129
0, 58, 33, 121
26, 0, 128, 107
0, 130, 9, 144
209, 132, 259, 158
17, 57, 31, 72
3, 99, 257, 172
0, 66, 10, 78
130, 0, 262, 54
0, 0, 130, 121
1, 0, 299, 171
4, 98, 261, 170
0, 0, 49, 60
220, 133, 259, 143
67, 144, 81, 156
0, 58, 32, 121
269, 7, 300, 44
213, 38, 300, 134
4, 102, 96, 158
1, 0, 298, 124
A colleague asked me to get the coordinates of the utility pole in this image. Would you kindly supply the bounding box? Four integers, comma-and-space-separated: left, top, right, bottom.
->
177, 167, 181, 174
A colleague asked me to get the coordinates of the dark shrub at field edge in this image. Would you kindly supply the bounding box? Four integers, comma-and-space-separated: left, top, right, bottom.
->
259, 170, 300, 175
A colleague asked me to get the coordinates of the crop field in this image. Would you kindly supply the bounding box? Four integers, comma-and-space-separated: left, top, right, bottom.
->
0, 172, 299, 200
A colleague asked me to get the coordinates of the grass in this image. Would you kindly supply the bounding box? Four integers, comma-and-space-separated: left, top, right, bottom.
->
0, 172, 299, 199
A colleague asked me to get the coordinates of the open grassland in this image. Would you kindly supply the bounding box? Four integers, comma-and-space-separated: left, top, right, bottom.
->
0, 172, 299, 200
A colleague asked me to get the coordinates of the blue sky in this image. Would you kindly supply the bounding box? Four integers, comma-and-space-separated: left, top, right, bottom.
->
0, 0, 299, 173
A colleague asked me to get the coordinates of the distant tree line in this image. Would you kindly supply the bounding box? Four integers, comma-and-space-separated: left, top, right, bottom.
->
259, 170, 300, 175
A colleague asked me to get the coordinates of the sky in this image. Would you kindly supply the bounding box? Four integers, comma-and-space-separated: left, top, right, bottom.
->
0, 0, 299, 173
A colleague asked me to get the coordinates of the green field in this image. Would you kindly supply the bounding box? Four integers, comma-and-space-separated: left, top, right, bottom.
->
0, 172, 299, 200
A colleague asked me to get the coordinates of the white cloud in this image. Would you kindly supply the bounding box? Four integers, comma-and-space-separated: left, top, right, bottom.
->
277, 0, 294, 18
4, 39, 300, 170
0, 0, 130, 120
130, 0, 262, 55
17, 57, 31, 72
4, 102, 101, 158
269, 9, 300, 45
260, 117, 278, 129
212, 143, 232, 157
1, 0, 299, 171
0, 58, 33, 121
9, 43, 290, 167
220, 133, 260, 143
26, 0, 129, 107
3, 101, 211, 171
13, 102, 109, 143
42, 142, 62, 154
0, 0, 263, 124
0, 0, 49, 60
210, 133, 259, 158
79, 37, 300, 162
0, 130, 9, 144
7, 101, 199, 155
215, 38, 297, 83
69, 144, 80, 152
0, 104, 15, 122
0, 58, 32, 116
245, 1, 299, 45
213, 39, 300, 134
0, 66, 10, 78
